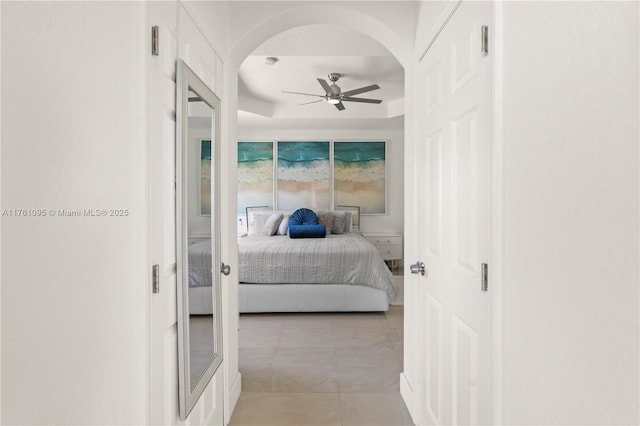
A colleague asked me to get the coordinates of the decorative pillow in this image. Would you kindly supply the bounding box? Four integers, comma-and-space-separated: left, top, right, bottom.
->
248, 211, 273, 235
316, 211, 334, 234
343, 212, 352, 232
262, 212, 284, 236
331, 211, 348, 234
276, 214, 290, 235
289, 208, 319, 226
289, 224, 326, 239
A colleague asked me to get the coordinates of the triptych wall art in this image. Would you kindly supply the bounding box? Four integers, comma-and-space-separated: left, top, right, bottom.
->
277, 141, 331, 211
237, 140, 386, 215
334, 141, 386, 214
237, 141, 274, 215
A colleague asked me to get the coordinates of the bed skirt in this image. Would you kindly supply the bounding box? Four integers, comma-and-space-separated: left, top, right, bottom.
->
189, 286, 213, 315
238, 283, 389, 313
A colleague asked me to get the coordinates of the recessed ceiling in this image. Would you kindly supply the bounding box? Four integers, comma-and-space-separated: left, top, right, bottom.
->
238, 24, 404, 123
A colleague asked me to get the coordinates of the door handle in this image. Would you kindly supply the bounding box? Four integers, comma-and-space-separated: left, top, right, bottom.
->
410, 261, 426, 276
221, 262, 231, 276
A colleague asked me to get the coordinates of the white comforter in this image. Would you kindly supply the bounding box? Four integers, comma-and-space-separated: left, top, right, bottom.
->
238, 232, 397, 301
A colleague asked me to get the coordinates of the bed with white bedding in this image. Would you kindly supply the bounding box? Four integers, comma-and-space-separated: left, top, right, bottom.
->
187, 209, 398, 313
237, 231, 397, 313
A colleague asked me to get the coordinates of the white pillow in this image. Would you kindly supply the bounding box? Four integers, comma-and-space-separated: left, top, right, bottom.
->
276, 214, 290, 235
331, 211, 348, 234
263, 212, 284, 236
248, 211, 273, 235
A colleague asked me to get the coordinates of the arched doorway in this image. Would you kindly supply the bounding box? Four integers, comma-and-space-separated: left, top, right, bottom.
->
224, 4, 414, 424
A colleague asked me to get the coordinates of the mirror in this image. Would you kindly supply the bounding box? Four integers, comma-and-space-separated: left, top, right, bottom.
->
176, 59, 223, 420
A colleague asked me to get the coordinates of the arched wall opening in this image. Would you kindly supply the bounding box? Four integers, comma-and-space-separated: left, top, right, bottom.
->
229, 5, 410, 68
225, 3, 412, 227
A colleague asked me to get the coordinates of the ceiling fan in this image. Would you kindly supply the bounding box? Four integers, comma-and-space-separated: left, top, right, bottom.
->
283, 73, 382, 111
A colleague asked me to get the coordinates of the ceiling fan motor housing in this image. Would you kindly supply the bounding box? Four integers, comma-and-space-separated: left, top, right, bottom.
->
328, 73, 341, 95
328, 73, 341, 82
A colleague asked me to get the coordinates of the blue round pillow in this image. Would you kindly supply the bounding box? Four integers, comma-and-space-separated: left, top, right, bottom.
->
289, 208, 319, 225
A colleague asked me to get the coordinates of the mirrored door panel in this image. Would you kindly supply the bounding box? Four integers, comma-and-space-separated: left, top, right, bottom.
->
176, 60, 223, 420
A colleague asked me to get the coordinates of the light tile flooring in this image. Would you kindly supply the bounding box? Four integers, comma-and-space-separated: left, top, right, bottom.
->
230, 306, 413, 426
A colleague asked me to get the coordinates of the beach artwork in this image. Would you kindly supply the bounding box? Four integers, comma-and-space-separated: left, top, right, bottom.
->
237, 142, 274, 214
200, 140, 212, 215
277, 141, 330, 211
334, 141, 386, 214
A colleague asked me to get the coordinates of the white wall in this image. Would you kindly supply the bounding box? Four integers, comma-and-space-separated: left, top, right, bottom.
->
498, 2, 639, 424
1, 2, 148, 424
238, 121, 405, 234
228, 1, 418, 54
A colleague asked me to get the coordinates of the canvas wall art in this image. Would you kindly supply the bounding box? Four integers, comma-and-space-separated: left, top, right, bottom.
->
237, 141, 274, 215
200, 139, 211, 215
334, 141, 386, 214
277, 141, 330, 211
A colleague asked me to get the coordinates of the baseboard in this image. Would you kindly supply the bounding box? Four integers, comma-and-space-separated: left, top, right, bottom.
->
400, 372, 417, 424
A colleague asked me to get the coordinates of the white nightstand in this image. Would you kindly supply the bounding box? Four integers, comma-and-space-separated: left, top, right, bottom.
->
362, 232, 403, 272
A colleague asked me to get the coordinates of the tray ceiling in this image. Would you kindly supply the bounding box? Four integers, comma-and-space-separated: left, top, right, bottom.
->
238, 24, 405, 124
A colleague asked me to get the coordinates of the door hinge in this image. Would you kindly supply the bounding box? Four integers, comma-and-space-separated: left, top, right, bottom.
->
481, 263, 489, 292
481, 25, 489, 56
151, 25, 160, 56
152, 264, 160, 293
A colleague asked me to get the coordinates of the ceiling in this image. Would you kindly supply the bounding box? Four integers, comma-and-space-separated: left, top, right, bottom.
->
238, 24, 405, 126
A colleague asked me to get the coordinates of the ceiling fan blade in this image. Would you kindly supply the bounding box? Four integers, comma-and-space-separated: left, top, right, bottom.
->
334, 102, 346, 111
317, 78, 334, 95
282, 90, 325, 98
341, 96, 382, 104
341, 84, 380, 97
299, 99, 324, 106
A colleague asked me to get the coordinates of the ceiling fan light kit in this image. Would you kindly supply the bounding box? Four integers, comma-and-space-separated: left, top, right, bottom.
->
283, 73, 382, 111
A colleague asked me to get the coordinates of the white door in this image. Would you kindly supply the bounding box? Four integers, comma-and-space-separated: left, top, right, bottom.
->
413, 2, 492, 425
148, 3, 224, 424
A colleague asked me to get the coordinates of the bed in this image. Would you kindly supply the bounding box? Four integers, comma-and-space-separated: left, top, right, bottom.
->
187, 209, 398, 313
237, 209, 398, 313
238, 232, 397, 312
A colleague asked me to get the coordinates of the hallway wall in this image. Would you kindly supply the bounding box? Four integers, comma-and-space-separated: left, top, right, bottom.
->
498, 2, 639, 424
1, 2, 148, 423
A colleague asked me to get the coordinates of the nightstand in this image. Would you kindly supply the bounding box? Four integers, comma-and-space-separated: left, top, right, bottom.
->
362, 232, 403, 272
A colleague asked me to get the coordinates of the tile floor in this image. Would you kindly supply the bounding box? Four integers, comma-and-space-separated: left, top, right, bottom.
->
229, 306, 413, 426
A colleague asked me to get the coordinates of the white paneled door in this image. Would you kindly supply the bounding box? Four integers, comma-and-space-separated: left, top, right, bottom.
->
148, 3, 224, 424
414, 2, 492, 425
